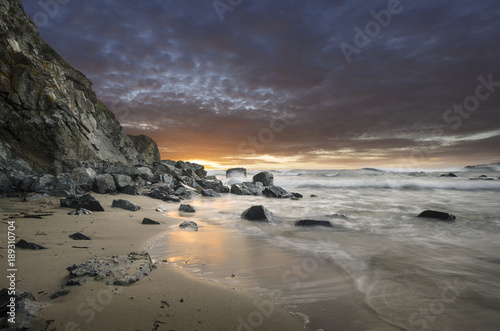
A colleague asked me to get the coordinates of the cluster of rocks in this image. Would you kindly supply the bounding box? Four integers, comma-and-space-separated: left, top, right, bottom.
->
440, 173, 499, 181
227, 169, 302, 199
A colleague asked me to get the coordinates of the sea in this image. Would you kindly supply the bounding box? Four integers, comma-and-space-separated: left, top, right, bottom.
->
148, 168, 500, 331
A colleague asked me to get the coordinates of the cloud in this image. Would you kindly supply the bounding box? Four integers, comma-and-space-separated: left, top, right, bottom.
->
22, 0, 500, 168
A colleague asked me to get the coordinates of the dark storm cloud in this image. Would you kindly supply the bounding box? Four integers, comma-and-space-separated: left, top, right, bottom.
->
22, 0, 500, 167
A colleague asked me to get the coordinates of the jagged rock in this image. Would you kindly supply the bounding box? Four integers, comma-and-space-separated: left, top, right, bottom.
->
440, 173, 458, 177
0, 172, 11, 193
179, 204, 196, 213
201, 189, 221, 197
295, 220, 333, 227
24, 193, 49, 201
253, 172, 274, 186
0, 289, 49, 329
0, 1, 155, 174
128, 134, 161, 165
262, 186, 291, 198
113, 174, 133, 189
241, 205, 277, 222
66, 278, 87, 286
30, 174, 56, 192
69, 232, 92, 240
94, 174, 116, 194
226, 168, 247, 178
50, 289, 71, 299
157, 174, 176, 187
175, 161, 207, 178
231, 182, 263, 195
417, 210, 456, 221
60, 194, 105, 211
292, 192, 303, 199
142, 218, 160, 225
196, 179, 224, 193
66, 251, 156, 285
175, 186, 196, 198
70, 167, 97, 185
179, 221, 198, 231
15, 239, 46, 250
112, 199, 140, 211
120, 185, 138, 195
136, 167, 154, 181
165, 195, 181, 202
68, 208, 92, 215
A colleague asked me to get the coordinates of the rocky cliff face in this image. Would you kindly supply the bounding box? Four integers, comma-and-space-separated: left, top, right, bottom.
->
0, 0, 158, 175
128, 134, 161, 165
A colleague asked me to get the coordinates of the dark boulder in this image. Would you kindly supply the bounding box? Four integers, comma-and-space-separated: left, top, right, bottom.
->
113, 174, 133, 189
15, 239, 46, 250
112, 199, 140, 211
179, 221, 198, 231
60, 194, 105, 211
196, 179, 224, 193
262, 186, 291, 199
295, 220, 333, 227
231, 182, 263, 196
292, 192, 303, 199
226, 168, 247, 178
179, 204, 196, 213
253, 172, 274, 186
94, 174, 116, 194
201, 189, 221, 197
69, 232, 92, 240
142, 218, 160, 225
128, 134, 161, 165
440, 173, 458, 177
417, 210, 456, 221
241, 205, 277, 222
120, 184, 138, 196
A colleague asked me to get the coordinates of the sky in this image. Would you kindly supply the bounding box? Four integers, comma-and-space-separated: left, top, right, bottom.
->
22, 0, 500, 170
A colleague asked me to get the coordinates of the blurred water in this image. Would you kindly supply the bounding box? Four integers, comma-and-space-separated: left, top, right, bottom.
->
149, 169, 500, 330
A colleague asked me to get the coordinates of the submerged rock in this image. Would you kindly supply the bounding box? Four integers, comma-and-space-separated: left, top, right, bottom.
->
440, 173, 458, 177
253, 172, 274, 186
417, 210, 456, 221
231, 182, 263, 196
179, 204, 196, 213
241, 205, 278, 222
15, 239, 46, 250
262, 186, 291, 199
295, 220, 333, 227
60, 194, 105, 212
179, 221, 198, 231
201, 189, 221, 197
112, 199, 140, 211
226, 168, 247, 178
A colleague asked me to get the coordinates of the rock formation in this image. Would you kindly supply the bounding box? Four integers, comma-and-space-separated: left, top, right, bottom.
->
0, 0, 158, 177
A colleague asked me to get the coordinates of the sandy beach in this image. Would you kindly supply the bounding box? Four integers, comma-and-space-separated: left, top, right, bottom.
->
0, 194, 308, 330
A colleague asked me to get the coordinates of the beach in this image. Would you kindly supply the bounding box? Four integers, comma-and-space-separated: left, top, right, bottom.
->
0, 194, 308, 330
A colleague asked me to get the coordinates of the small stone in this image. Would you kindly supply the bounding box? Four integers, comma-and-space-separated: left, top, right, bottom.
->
142, 218, 160, 225
179, 221, 198, 231
112, 199, 140, 212
16, 239, 46, 250
69, 232, 92, 240
179, 204, 196, 213
295, 220, 333, 227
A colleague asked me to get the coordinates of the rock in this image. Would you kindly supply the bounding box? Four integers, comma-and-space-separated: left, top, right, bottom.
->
142, 218, 160, 225
0, 1, 153, 174
68, 208, 92, 215
60, 194, 105, 211
48, 190, 72, 197
113, 174, 133, 189
15, 239, 46, 250
417, 210, 456, 221
30, 174, 56, 192
205, 175, 218, 181
94, 174, 116, 194
24, 193, 50, 201
164, 195, 181, 202
292, 192, 303, 199
253, 172, 274, 186
156, 207, 167, 212
69, 232, 92, 240
0, 172, 12, 193
70, 167, 97, 185
201, 189, 221, 197
120, 184, 138, 195
241, 205, 278, 222
66, 251, 156, 285
179, 204, 196, 213
157, 174, 176, 187
440, 173, 458, 177
136, 167, 154, 181
112, 199, 140, 211
175, 161, 207, 178
66, 278, 87, 286
128, 134, 161, 165
262, 186, 292, 198
196, 179, 224, 193
50, 289, 71, 299
295, 220, 333, 227
54, 175, 76, 194
179, 221, 198, 231
231, 182, 263, 195
226, 168, 247, 178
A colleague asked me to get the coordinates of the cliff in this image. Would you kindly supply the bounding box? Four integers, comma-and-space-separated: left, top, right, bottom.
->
0, 0, 159, 175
